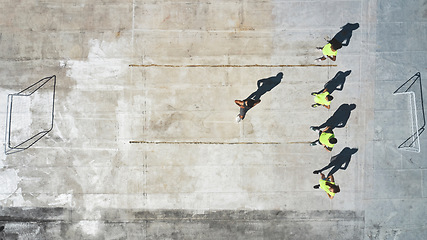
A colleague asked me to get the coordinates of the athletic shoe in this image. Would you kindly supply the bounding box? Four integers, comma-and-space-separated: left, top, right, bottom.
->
313, 170, 320, 174
314, 58, 322, 63
236, 115, 242, 123
311, 92, 317, 96
313, 185, 320, 189
311, 104, 319, 108
310, 142, 317, 146
310, 126, 317, 131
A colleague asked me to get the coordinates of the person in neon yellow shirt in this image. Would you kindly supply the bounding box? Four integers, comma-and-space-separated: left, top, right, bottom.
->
313, 172, 340, 199
310, 126, 337, 152
311, 89, 333, 109
315, 43, 337, 62
315, 37, 342, 62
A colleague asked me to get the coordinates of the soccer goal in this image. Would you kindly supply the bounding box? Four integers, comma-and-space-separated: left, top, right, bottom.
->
393, 72, 425, 153
4, 75, 56, 155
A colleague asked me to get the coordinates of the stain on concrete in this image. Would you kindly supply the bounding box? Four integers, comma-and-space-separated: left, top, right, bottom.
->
0, 169, 20, 201
0, 208, 364, 239
423, 0, 427, 18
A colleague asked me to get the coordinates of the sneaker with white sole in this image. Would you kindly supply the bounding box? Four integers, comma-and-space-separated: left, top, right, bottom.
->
310, 126, 318, 131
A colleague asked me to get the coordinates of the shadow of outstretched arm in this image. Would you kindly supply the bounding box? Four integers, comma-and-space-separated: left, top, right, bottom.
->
317, 103, 357, 129
315, 147, 358, 177
323, 70, 352, 94
331, 23, 359, 47
247, 72, 283, 100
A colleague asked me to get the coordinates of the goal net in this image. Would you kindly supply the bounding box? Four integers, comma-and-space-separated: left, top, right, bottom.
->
393, 72, 425, 152
4, 75, 56, 155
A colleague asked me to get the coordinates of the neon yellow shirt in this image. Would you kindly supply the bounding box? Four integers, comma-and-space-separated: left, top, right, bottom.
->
314, 92, 331, 106
319, 132, 335, 148
319, 179, 336, 196
322, 43, 337, 56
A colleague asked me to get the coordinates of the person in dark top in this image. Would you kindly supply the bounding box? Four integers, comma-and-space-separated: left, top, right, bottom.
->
235, 99, 261, 123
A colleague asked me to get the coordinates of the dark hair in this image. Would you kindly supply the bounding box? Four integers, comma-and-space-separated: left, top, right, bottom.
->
326, 95, 334, 101
329, 138, 337, 144
326, 182, 341, 193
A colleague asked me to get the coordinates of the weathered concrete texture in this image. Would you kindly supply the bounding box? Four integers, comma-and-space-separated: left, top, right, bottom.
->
365, 0, 427, 239
0, 0, 425, 239
1, 0, 365, 207
0, 208, 364, 240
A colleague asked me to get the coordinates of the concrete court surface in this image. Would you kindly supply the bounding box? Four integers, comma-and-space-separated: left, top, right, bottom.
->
0, 0, 426, 239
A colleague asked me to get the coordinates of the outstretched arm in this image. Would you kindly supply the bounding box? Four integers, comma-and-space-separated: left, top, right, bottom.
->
235, 100, 244, 108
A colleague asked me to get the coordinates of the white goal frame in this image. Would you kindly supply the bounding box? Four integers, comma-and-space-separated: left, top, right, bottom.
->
4, 75, 56, 155
393, 72, 424, 153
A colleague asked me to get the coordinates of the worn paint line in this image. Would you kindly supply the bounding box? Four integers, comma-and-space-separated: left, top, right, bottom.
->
129, 141, 280, 145
129, 64, 337, 68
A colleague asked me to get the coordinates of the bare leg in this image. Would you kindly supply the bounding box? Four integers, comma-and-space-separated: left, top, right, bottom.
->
314, 56, 326, 62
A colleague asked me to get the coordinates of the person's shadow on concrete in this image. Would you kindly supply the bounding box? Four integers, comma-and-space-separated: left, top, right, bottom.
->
313, 147, 358, 177
316, 103, 357, 129
247, 72, 283, 100
329, 23, 360, 50
320, 70, 351, 94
